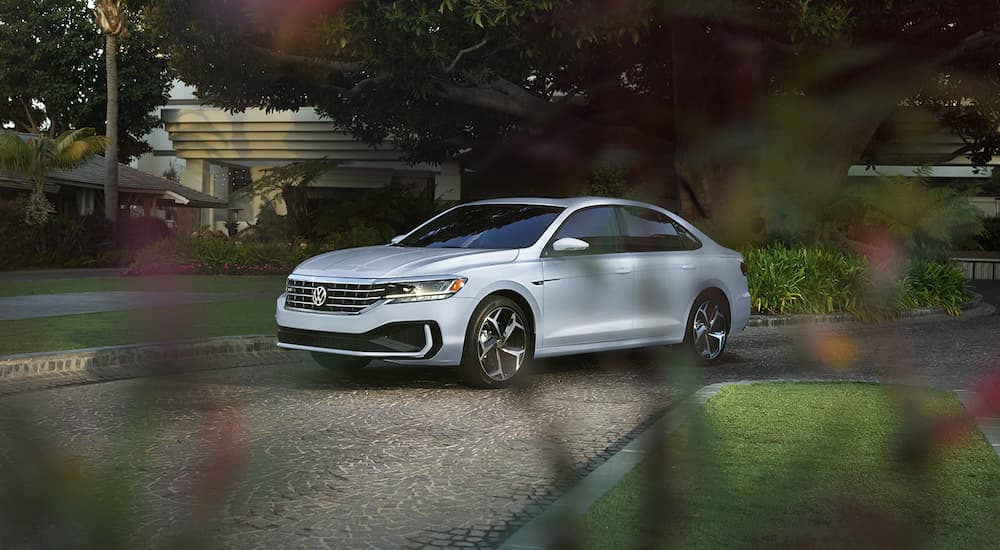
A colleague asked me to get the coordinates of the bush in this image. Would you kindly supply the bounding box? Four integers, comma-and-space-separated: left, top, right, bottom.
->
126, 234, 327, 276
240, 182, 442, 243
745, 245, 868, 316
897, 259, 969, 316
745, 244, 967, 318
0, 197, 121, 269
975, 216, 1000, 251
127, 226, 401, 276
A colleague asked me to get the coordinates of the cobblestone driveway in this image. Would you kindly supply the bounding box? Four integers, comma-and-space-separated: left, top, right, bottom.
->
0, 354, 671, 549
1, 305, 998, 549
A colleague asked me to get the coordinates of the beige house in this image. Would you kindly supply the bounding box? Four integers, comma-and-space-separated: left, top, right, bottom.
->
132, 83, 462, 231
848, 112, 1000, 218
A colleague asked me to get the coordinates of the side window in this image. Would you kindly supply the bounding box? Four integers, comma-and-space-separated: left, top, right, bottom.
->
619, 206, 702, 252
550, 206, 621, 255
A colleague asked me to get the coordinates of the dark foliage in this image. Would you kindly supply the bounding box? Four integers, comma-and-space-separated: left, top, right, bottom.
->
0, 0, 174, 162
975, 217, 1000, 251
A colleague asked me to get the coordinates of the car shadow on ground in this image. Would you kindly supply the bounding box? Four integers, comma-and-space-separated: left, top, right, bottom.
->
180, 345, 755, 393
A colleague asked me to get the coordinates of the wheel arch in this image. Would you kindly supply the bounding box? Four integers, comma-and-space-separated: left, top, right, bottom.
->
470, 280, 541, 334
459, 286, 539, 360
689, 281, 733, 322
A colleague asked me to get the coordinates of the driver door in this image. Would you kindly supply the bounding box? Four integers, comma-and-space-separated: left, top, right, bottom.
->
539, 206, 634, 349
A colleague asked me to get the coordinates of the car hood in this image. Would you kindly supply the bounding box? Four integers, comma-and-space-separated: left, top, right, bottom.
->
292, 246, 520, 279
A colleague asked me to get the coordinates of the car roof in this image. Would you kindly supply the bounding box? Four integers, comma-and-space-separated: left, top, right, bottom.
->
461, 196, 665, 210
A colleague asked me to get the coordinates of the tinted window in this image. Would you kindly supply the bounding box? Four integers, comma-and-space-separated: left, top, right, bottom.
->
551, 206, 621, 254
620, 206, 701, 252
397, 204, 563, 249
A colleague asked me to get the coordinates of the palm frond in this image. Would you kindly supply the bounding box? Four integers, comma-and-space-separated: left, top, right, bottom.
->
0, 131, 33, 174
54, 136, 109, 170
50, 128, 106, 168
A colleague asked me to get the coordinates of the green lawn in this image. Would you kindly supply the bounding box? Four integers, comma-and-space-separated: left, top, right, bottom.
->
0, 275, 286, 297
582, 382, 1000, 549
0, 297, 277, 355
0, 275, 286, 355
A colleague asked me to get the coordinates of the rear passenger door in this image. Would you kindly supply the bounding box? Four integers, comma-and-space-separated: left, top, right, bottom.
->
618, 206, 703, 342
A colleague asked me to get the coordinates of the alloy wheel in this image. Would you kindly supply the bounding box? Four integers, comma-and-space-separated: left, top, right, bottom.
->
477, 306, 527, 381
691, 299, 727, 360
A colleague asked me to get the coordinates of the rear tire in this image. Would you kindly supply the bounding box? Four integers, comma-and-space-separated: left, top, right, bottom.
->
310, 352, 369, 372
682, 290, 730, 363
459, 296, 533, 389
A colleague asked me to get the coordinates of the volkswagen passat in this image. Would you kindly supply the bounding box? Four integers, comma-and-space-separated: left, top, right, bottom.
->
276, 197, 751, 388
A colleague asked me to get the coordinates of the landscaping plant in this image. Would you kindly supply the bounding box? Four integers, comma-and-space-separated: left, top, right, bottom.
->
744, 244, 968, 318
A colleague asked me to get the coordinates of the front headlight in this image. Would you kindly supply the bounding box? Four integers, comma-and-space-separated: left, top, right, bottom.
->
384, 277, 467, 303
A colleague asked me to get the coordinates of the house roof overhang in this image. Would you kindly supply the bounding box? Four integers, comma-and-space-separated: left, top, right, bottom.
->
161, 107, 409, 165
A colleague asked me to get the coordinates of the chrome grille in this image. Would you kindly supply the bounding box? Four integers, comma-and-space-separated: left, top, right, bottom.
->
285, 278, 387, 314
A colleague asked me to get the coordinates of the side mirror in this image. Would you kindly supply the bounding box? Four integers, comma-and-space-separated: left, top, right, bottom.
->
552, 237, 590, 252
389, 234, 405, 245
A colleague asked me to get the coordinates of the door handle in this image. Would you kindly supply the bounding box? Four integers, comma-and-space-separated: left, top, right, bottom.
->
615, 266, 632, 274
680, 264, 697, 270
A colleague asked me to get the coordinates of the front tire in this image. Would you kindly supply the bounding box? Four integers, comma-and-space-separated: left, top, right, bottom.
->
683, 291, 730, 363
310, 352, 369, 372
460, 296, 533, 388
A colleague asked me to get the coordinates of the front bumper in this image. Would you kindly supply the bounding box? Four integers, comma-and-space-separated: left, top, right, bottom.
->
275, 293, 476, 365
277, 322, 443, 358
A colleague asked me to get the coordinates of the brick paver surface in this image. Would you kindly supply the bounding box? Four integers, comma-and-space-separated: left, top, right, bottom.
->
0, 356, 671, 549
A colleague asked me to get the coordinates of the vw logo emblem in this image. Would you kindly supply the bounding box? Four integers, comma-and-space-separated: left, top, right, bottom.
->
312, 286, 328, 307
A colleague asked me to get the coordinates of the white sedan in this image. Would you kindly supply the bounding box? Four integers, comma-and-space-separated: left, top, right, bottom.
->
276, 197, 751, 388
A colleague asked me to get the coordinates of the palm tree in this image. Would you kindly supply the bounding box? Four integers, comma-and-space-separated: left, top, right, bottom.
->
94, 0, 128, 223
0, 129, 107, 225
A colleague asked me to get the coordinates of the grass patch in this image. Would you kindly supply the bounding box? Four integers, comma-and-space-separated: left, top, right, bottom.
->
0, 275, 286, 297
0, 297, 277, 355
582, 382, 1000, 549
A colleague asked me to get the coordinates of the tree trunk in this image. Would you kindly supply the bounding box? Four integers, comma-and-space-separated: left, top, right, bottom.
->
104, 33, 119, 223
670, 20, 770, 222
281, 185, 310, 239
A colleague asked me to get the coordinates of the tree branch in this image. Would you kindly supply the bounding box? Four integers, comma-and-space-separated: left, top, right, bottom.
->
444, 38, 489, 73
19, 98, 38, 134
321, 76, 384, 97
940, 29, 1000, 64
930, 143, 975, 165
433, 77, 561, 121
434, 80, 538, 118
249, 44, 363, 72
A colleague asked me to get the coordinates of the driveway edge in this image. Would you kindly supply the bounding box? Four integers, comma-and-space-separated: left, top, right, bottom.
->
499, 381, 743, 550
501, 380, 1000, 549
0, 335, 288, 394
954, 390, 1000, 459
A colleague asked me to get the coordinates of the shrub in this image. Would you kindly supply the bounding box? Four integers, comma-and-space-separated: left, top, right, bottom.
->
585, 167, 632, 198
0, 197, 121, 269
834, 174, 985, 260
897, 259, 969, 316
744, 245, 868, 316
127, 226, 404, 276
745, 244, 967, 318
975, 216, 1000, 251
126, 234, 327, 276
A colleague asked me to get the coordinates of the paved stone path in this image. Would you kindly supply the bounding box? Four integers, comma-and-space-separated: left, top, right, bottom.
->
0, 286, 997, 549
0, 290, 274, 320
0, 356, 671, 549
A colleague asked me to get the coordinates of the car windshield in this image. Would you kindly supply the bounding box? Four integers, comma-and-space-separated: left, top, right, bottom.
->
397, 204, 564, 249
